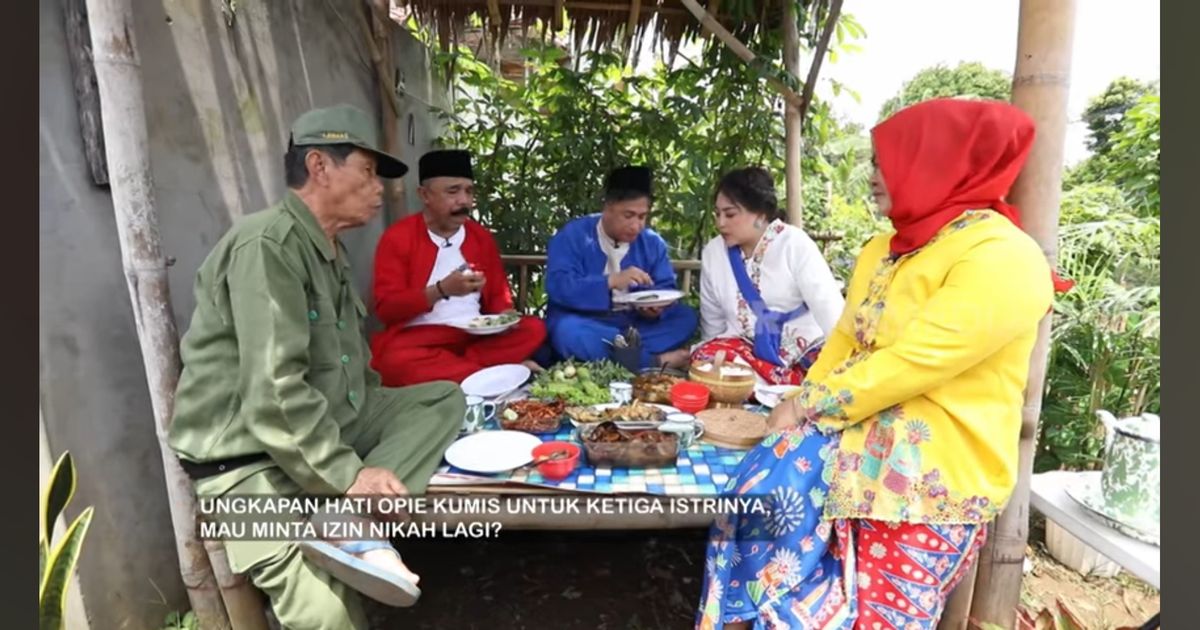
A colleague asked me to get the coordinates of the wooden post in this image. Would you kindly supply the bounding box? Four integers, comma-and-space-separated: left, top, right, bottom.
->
782, 0, 803, 226
62, 0, 108, 186
82, 0, 233, 627
360, 0, 408, 223
967, 1, 1077, 627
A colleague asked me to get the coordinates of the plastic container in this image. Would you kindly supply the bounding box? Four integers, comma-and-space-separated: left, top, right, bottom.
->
531, 441, 581, 480
670, 381, 711, 414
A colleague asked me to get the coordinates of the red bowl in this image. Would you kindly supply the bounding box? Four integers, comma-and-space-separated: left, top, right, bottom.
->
531, 442, 581, 480
670, 382, 711, 414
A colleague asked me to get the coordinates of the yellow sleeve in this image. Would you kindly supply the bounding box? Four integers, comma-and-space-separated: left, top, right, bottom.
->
792, 233, 882, 385
792, 233, 1052, 432
803, 326, 855, 383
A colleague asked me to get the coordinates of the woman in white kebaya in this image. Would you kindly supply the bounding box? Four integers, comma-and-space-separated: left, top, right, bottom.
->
693, 167, 845, 385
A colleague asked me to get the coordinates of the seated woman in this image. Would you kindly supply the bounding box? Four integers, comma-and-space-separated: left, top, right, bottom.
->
693, 167, 846, 385
696, 99, 1067, 630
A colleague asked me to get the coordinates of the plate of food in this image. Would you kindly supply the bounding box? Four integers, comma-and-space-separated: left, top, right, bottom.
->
632, 372, 683, 404
613, 289, 685, 309
565, 401, 678, 427
450, 312, 521, 335
497, 398, 566, 434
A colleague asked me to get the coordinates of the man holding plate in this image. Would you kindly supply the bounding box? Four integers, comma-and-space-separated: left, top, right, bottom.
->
370, 150, 546, 385
544, 165, 698, 370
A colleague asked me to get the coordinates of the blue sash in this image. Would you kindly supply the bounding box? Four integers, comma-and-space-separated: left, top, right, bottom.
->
727, 246, 809, 367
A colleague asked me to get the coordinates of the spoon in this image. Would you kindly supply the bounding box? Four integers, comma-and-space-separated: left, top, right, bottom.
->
523, 449, 571, 470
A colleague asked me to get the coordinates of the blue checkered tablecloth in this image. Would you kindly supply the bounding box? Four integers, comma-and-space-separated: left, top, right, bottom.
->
433, 405, 769, 495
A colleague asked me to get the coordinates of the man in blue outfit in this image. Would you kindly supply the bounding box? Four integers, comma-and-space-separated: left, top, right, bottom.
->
544, 166, 698, 369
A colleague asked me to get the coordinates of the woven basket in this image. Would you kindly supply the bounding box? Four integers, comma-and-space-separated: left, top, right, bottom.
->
688, 355, 755, 407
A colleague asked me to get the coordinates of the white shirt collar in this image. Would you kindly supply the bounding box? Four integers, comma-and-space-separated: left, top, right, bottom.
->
427, 226, 466, 250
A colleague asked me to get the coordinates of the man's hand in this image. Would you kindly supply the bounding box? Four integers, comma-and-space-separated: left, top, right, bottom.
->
608, 266, 653, 291
440, 268, 486, 297
347, 467, 411, 522
767, 397, 803, 432
347, 466, 408, 496
636, 305, 665, 319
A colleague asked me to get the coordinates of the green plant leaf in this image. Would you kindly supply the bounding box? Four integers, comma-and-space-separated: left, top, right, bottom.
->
38, 506, 93, 630
42, 451, 76, 547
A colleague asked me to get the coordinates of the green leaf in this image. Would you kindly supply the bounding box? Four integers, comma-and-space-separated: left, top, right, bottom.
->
39, 506, 93, 630
42, 452, 76, 547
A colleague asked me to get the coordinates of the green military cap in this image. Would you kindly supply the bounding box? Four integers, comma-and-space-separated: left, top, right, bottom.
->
289, 104, 408, 178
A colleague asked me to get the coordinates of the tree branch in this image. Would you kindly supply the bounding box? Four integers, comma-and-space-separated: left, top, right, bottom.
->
799, 0, 842, 123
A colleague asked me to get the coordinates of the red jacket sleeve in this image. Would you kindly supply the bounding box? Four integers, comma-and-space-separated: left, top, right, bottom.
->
472, 225, 514, 314
373, 221, 435, 327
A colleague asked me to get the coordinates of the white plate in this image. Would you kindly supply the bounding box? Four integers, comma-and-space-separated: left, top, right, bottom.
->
613, 289, 685, 309
444, 430, 543, 474
568, 402, 681, 427
461, 364, 532, 399
1065, 475, 1160, 546
755, 384, 801, 409
447, 315, 520, 336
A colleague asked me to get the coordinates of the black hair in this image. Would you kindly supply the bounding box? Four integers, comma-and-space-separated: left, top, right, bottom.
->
284, 141, 358, 189
603, 187, 654, 206
714, 167, 782, 222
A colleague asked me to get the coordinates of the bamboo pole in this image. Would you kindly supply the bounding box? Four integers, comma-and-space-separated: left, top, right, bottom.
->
676, 0, 804, 109
82, 1, 232, 628
63, 0, 108, 186
782, 0, 803, 226
967, 1, 1077, 627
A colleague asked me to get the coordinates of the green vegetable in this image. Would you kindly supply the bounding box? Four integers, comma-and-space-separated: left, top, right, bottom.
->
529, 359, 633, 406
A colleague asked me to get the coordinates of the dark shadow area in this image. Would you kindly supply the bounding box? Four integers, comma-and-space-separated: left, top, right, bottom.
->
368, 529, 709, 629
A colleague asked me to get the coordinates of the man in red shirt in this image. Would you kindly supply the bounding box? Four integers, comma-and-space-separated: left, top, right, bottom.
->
370, 150, 546, 385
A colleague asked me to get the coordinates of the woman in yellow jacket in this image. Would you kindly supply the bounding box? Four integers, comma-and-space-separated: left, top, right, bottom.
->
696, 99, 1065, 630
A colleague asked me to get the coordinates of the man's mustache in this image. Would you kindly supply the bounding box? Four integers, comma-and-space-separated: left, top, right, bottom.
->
450, 207, 471, 217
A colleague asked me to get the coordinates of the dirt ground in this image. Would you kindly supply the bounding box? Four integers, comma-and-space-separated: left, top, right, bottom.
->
368, 529, 707, 629
1018, 516, 1159, 630
367, 519, 1158, 629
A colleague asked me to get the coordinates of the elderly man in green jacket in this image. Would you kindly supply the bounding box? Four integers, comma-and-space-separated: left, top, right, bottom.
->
168, 104, 463, 628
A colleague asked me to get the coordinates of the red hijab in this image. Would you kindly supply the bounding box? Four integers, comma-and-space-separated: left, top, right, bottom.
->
871, 98, 1073, 292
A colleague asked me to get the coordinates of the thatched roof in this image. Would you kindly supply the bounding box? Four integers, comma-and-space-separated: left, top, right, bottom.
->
395, 0, 814, 61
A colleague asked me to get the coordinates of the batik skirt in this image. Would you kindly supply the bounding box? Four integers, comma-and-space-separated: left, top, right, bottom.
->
696, 424, 987, 630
